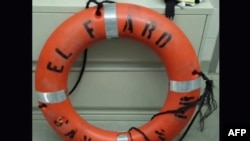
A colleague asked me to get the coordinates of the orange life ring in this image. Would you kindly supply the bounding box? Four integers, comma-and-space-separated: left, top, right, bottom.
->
35, 2, 201, 141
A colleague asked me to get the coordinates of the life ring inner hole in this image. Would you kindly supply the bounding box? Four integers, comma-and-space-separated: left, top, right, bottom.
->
67, 38, 169, 131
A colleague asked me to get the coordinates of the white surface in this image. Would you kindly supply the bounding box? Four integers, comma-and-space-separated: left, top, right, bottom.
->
202, 0, 219, 69
210, 0, 219, 8
32, 72, 168, 109
32, 13, 207, 68
32, 0, 218, 140
216, 61, 219, 73
207, 8, 219, 39
201, 39, 216, 60
32, 0, 214, 72
32, 0, 213, 14
32, 73, 219, 141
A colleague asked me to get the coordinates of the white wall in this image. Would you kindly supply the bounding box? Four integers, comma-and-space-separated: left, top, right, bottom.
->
201, 0, 219, 73
32, 0, 219, 140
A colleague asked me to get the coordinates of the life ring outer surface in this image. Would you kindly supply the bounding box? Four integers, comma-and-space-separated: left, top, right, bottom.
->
35, 3, 201, 141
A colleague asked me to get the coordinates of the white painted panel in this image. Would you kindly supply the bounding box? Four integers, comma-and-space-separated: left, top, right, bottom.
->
32, 0, 214, 14
33, 120, 61, 141
207, 8, 219, 38
173, 15, 206, 55
32, 72, 168, 109
32, 1, 218, 140
210, 0, 219, 8
32, 13, 74, 61
216, 61, 219, 73
32, 13, 206, 64
201, 39, 216, 61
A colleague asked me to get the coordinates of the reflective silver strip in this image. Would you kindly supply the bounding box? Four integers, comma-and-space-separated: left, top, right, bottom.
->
117, 134, 128, 141
37, 89, 68, 103
104, 3, 118, 39
170, 77, 201, 93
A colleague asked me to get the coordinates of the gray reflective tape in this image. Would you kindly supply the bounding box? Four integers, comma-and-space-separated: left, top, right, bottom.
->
117, 134, 128, 141
37, 89, 68, 103
104, 3, 118, 39
170, 77, 201, 93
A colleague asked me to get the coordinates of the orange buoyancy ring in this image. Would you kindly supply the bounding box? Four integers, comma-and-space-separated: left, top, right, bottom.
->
35, 2, 202, 141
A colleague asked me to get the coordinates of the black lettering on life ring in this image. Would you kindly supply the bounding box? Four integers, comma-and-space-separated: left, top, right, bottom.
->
83, 135, 92, 141
141, 21, 156, 39
123, 15, 133, 33
64, 129, 77, 139
155, 129, 166, 141
175, 114, 187, 119
155, 32, 172, 48
55, 48, 72, 60
46, 62, 64, 73
54, 116, 69, 127
175, 96, 196, 119
179, 96, 195, 105
84, 20, 95, 38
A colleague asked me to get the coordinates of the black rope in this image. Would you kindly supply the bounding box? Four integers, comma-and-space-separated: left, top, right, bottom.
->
178, 99, 204, 141
85, 0, 115, 16
128, 127, 150, 141
69, 50, 88, 95
126, 71, 217, 140
178, 71, 217, 140
68, 0, 92, 96
151, 99, 199, 120
192, 71, 218, 131
150, 70, 217, 141
195, 0, 201, 4
69, 1, 216, 140
164, 0, 180, 20
69, 0, 115, 95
